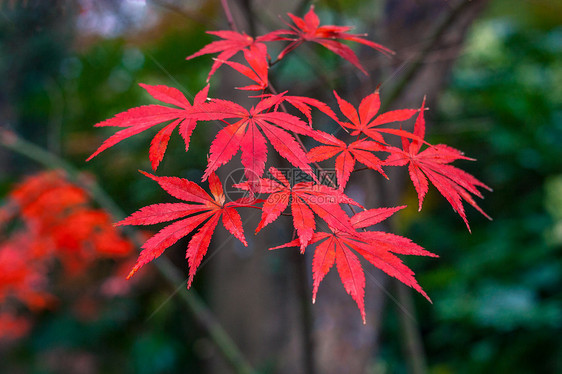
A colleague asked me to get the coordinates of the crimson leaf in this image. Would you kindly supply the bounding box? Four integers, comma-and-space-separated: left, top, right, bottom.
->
116, 171, 248, 287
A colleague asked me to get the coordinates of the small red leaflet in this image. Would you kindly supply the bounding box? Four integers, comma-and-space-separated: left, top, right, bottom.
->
385, 99, 492, 231
333, 90, 420, 144
116, 171, 248, 287
272, 206, 437, 323
264, 5, 393, 74
186, 30, 269, 81
87, 84, 209, 171
308, 131, 386, 190
236, 167, 361, 252
220, 44, 269, 91
184, 94, 318, 184
258, 92, 339, 126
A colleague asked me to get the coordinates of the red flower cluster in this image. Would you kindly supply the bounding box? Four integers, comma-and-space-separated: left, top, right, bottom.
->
0, 170, 133, 340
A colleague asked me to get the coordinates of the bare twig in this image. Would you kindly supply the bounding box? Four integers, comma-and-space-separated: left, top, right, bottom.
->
237, 0, 257, 37
293, 250, 317, 374
395, 281, 427, 374
221, 0, 239, 32
380, 0, 474, 112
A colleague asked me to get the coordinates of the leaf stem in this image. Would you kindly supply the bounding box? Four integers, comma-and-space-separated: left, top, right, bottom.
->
293, 250, 316, 374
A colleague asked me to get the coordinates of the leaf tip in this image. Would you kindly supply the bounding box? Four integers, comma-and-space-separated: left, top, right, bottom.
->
359, 308, 367, 324
126, 265, 139, 280
187, 275, 194, 289
462, 217, 472, 233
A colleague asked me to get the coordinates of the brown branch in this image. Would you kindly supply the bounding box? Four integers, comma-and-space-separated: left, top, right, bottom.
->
380, 0, 475, 112
237, 0, 257, 37
395, 281, 428, 374
221, 0, 239, 32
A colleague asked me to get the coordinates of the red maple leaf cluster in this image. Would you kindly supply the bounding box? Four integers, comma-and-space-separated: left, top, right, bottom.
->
88, 6, 490, 322
0, 171, 134, 340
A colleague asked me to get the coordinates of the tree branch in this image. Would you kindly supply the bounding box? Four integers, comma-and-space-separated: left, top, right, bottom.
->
395, 281, 427, 374
220, 0, 239, 32
380, 0, 474, 112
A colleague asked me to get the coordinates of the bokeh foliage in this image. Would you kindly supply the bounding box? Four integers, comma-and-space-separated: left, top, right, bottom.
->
380, 11, 562, 374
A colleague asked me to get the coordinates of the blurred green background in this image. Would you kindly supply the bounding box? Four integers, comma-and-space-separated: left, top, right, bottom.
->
0, 0, 560, 373
384, 6, 562, 373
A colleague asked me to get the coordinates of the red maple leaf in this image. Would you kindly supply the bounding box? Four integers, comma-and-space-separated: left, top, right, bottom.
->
236, 167, 361, 252
220, 44, 269, 91
116, 171, 248, 287
257, 92, 339, 126
272, 206, 436, 323
266, 5, 392, 74
87, 84, 209, 171
333, 90, 420, 144
186, 30, 269, 81
384, 100, 492, 230
308, 131, 386, 190
185, 94, 317, 184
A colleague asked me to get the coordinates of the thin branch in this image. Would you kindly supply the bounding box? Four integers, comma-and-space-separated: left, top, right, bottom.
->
380, 0, 473, 112
237, 0, 257, 37
154, 258, 254, 374
221, 0, 239, 32
0, 128, 255, 374
293, 250, 316, 374
395, 281, 427, 374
